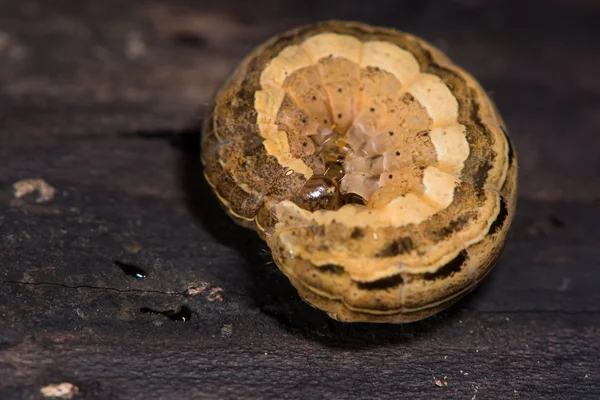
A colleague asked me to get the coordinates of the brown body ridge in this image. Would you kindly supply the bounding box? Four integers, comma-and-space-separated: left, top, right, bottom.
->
202, 20, 517, 323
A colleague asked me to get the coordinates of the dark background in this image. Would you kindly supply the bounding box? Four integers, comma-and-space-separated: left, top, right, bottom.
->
1, 1, 599, 399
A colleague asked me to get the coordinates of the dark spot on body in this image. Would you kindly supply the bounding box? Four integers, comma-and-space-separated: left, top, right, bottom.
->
422, 251, 467, 281
310, 225, 326, 236
342, 192, 367, 206
488, 196, 508, 235
396, 151, 400, 156
338, 113, 343, 119
389, 131, 394, 136
357, 275, 404, 290
370, 108, 375, 112
502, 127, 515, 166
319, 264, 345, 274
434, 214, 473, 239
338, 88, 343, 93
473, 162, 492, 188
367, 154, 382, 167
350, 227, 365, 239
312, 95, 317, 101
388, 174, 393, 179
402, 93, 414, 104
376, 237, 415, 257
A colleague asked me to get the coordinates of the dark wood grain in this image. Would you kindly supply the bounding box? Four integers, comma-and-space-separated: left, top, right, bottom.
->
1, 1, 599, 399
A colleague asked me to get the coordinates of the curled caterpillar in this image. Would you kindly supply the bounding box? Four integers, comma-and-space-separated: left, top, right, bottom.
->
201, 21, 517, 323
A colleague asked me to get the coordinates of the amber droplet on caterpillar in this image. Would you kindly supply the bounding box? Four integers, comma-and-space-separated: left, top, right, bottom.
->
201, 20, 517, 323
294, 175, 341, 212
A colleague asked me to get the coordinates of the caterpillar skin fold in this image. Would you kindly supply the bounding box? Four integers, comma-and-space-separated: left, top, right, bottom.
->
201, 20, 517, 323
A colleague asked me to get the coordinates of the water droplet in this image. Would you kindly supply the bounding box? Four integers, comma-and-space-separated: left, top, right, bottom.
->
114, 260, 146, 278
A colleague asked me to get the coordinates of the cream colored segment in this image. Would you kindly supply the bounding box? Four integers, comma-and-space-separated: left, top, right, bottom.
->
407, 73, 458, 127
259, 45, 312, 88
275, 228, 399, 281
273, 201, 381, 230
410, 188, 502, 274
257, 123, 279, 139
262, 131, 313, 179
271, 198, 502, 279
272, 201, 467, 278
254, 88, 285, 119
273, 194, 435, 229
284, 159, 314, 178
262, 131, 291, 158
429, 124, 470, 176
300, 33, 362, 63
361, 41, 420, 86
256, 114, 275, 124
422, 166, 459, 210
313, 204, 388, 228
385, 194, 438, 225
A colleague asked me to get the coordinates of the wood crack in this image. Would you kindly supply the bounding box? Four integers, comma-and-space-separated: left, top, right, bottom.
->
2, 280, 183, 296
1, 280, 254, 299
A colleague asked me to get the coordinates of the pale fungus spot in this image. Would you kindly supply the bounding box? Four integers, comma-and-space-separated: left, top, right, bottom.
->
40, 383, 79, 399
13, 178, 55, 203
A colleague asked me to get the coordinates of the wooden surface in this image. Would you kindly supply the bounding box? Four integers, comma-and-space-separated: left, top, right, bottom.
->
1, 1, 599, 399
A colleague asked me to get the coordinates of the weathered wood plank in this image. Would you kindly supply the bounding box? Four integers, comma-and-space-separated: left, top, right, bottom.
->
1, 1, 599, 399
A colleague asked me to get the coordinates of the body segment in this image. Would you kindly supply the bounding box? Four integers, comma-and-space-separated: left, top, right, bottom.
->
202, 21, 517, 323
